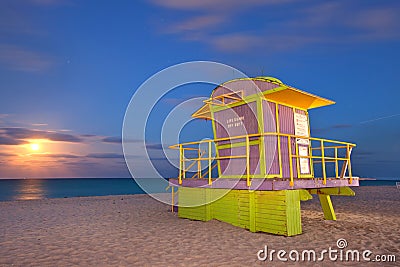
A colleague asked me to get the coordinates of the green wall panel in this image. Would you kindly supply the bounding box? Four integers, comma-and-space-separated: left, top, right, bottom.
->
178, 187, 303, 236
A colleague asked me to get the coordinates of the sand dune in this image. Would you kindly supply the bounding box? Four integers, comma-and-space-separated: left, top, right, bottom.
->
0, 186, 398, 266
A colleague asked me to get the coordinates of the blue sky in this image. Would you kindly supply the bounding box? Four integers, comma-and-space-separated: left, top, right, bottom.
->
0, 0, 399, 178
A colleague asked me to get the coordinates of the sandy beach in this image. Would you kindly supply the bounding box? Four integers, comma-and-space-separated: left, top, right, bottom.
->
0, 186, 398, 266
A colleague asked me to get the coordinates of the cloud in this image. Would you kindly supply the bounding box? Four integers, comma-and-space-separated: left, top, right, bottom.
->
0, 2, 40, 36
0, 127, 82, 144
86, 153, 125, 159
0, 0, 70, 72
0, 152, 17, 157
331, 124, 352, 129
81, 134, 97, 137
29, 0, 71, 6
347, 7, 400, 39
311, 123, 353, 134
0, 44, 55, 72
101, 136, 143, 144
164, 15, 226, 34
102, 136, 122, 143
34, 153, 81, 158
150, 0, 301, 52
150, 0, 400, 52
146, 143, 164, 150
209, 34, 265, 52
0, 136, 28, 145
150, 0, 289, 11
21, 152, 127, 160
46, 132, 82, 142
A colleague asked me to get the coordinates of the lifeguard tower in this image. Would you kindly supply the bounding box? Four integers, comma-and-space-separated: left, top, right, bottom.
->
169, 77, 358, 236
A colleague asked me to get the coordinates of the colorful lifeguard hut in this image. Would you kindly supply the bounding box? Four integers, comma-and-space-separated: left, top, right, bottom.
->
169, 77, 358, 236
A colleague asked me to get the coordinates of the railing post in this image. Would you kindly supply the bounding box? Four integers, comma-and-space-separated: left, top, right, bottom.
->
321, 140, 326, 185
334, 147, 338, 178
197, 147, 201, 180
208, 140, 212, 185
295, 138, 300, 178
246, 135, 250, 187
182, 148, 186, 180
179, 144, 183, 184
288, 136, 294, 187
347, 144, 353, 184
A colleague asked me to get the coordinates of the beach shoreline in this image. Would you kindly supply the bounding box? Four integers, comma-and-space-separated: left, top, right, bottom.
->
0, 186, 398, 266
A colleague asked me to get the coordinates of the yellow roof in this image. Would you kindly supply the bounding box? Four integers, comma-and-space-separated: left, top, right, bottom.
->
263, 86, 335, 110
192, 79, 335, 119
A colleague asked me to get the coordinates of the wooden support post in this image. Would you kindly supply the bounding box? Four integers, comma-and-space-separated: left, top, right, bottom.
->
318, 194, 336, 220
285, 190, 302, 236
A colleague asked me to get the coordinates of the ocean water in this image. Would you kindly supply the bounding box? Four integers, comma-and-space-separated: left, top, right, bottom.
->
0, 178, 168, 202
0, 178, 398, 202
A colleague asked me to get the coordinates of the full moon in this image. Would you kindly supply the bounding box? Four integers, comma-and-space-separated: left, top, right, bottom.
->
30, 143, 40, 151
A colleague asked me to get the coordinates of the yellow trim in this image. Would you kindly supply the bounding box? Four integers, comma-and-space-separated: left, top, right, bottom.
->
288, 136, 294, 187
216, 139, 259, 150
306, 110, 314, 178
347, 144, 353, 184
179, 144, 183, 184
208, 142, 212, 185
210, 108, 221, 177
275, 102, 283, 178
212, 94, 259, 113
191, 103, 212, 120
293, 108, 301, 179
204, 90, 244, 106
218, 77, 283, 88
246, 135, 250, 187
197, 148, 201, 179
219, 174, 279, 179
257, 98, 267, 177
168, 133, 356, 149
321, 140, 326, 185
334, 148, 338, 178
